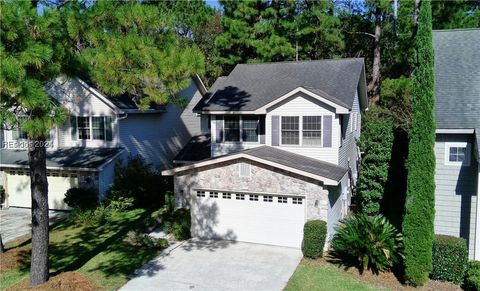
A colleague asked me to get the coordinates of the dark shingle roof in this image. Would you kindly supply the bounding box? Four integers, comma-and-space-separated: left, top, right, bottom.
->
194, 59, 365, 112
0, 147, 123, 170
433, 29, 480, 160
173, 134, 211, 163
242, 146, 348, 182
433, 29, 480, 130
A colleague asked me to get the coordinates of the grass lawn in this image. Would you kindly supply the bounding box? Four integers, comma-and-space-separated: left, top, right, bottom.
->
284, 260, 380, 291
0, 209, 162, 290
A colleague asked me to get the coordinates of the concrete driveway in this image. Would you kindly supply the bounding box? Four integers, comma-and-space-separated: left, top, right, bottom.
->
0, 207, 66, 243
121, 239, 302, 291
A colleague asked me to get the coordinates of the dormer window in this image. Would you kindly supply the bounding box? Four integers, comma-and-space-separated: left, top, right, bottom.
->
224, 116, 240, 142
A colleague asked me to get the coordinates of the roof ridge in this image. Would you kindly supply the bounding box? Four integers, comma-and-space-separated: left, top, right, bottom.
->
433, 28, 480, 32
235, 58, 364, 67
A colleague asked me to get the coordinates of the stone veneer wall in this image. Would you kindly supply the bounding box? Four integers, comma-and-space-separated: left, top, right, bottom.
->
173, 158, 329, 222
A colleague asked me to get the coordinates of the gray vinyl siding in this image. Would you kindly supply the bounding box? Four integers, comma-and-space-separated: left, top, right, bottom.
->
338, 90, 361, 183
434, 134, 478, 259
327, 185, 343, 245
118, 81, 204, 170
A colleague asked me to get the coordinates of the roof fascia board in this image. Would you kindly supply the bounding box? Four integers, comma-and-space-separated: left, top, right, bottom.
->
358, 64, 369, 111
192, 74, 208, 96
436, 129, 475, 134
162, 153, 339, 185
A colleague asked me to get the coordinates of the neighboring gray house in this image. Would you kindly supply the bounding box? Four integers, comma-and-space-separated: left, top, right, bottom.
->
162, 59, 368, 248
433, 29, 480, 260
0, 76, 206, 209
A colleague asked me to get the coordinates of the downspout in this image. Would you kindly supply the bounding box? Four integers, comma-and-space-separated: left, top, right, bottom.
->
475, 161, 480, 260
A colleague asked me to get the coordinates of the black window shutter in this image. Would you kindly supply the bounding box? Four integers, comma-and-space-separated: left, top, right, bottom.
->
271, 115, 279, 146
259, 116, 265, 144
105, 116, 113, 141
215, 116, 224, 143
323, 115, 332, 147
70, 116, 77, 141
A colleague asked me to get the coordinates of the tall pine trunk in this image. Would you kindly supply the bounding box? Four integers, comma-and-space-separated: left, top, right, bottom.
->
29, 138, 49, 286
368, 7, 382, 105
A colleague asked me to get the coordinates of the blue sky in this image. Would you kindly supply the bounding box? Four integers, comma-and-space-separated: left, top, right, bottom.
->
206, 0, 221, 10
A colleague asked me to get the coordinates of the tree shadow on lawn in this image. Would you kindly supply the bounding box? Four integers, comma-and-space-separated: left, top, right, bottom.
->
47, 209, 151, 276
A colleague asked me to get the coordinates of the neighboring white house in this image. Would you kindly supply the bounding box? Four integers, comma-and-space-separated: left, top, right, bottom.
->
0, 76, 206, 210
432, 29, 480, 259
162, 59, 368, 249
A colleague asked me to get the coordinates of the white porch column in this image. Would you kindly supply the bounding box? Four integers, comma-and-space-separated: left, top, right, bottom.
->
475, 163, 480, 260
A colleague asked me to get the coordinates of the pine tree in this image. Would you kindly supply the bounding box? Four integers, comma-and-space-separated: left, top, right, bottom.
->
0, 1, 66, 285
68, 0, 205, 107
402, 0, 436, 285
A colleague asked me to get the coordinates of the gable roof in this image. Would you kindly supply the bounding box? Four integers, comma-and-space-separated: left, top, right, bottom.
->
434, 29, 480, 130
163, 146, 348, 186
433, 29, 480, 161
193, 59, 367, 113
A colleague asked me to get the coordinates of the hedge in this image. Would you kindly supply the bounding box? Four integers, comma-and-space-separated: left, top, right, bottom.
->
465, 261, 480, 290
303, 220, 327, 258
431, 235, 468, 284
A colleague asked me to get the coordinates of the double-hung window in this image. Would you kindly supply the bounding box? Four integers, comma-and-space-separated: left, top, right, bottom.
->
281, 116, 299, 145
302, 116, 322, 146
242, 117, 259, 142
92, 117, 105, 140
223, 116, 259, 142
77, 117, 91, 140
224, 116, 240, 142
73, 116, 112, 141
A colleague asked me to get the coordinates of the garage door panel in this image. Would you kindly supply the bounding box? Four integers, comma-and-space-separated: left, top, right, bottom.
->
6, 173, 77, 210
191, 192, 305, 248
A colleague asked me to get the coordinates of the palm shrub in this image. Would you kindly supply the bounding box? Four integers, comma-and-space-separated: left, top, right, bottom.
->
331, 214, 403, 273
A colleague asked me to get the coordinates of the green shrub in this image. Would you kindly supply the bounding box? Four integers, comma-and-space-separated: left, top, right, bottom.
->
170, 208, 191, 240
64, 187, 98, 210
126, 231, 169, 250
68, 206, 108, 225
107, 197, 135, 212
106, 156, 170, 209
303, 220, 327, 258
356, 109, 394, 216
331, 214, 403, 273
465, 261, 480, 290
431, 235, 468, 284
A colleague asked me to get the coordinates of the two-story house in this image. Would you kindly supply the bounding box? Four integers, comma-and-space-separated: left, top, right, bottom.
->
162, 59, 368, 248
0, 75, 206, 209
432, 29, 480, 260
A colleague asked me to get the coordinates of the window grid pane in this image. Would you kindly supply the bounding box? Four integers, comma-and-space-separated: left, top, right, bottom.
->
77, 117, 90, 140
242, 117, 258, 142
303, 116, 322, 146
224, 116, 240, 142
449, 147, 467, 162
281, 116, 299, 145
92, 117, 105, 140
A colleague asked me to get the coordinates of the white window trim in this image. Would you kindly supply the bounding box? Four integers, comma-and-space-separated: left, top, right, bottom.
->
444, 142, 471, 166
279, 115, 325, 147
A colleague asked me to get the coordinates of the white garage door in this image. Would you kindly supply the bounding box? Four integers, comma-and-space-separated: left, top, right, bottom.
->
191, 190, 306, 248
6, 171, 78, 210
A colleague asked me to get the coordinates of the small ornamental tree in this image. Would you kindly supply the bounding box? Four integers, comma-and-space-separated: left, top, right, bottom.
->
402, 0, 436, 286
356, 109, 394, 215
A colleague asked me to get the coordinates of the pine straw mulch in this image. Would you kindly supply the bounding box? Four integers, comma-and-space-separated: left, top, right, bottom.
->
5, 272, 99, 291
1, 235, 32, 273
310, 255, 462, 291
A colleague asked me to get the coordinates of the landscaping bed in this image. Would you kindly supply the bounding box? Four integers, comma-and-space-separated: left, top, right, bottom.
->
286, 258, 462, 291
0, 209, 164, 290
